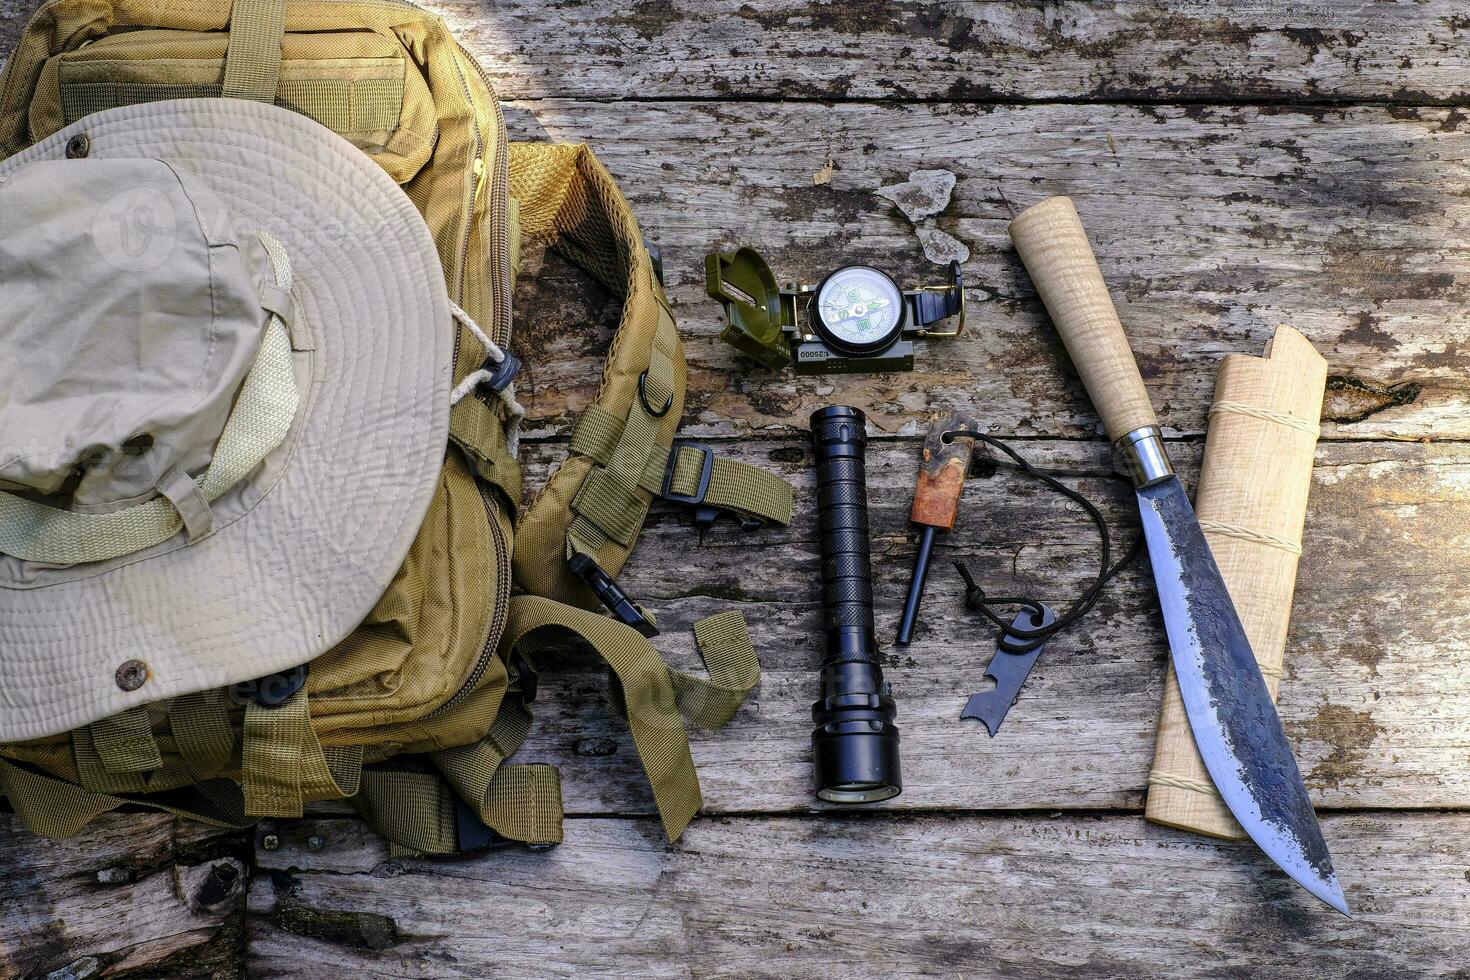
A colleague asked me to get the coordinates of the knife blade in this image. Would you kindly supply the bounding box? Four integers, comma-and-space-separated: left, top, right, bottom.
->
1008, 196, 1348, 915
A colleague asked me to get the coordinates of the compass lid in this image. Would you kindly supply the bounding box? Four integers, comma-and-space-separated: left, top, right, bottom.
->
705, 247, 790, 370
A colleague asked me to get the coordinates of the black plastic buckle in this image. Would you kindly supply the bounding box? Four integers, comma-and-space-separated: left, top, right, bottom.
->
453, 795, 510, 853
476, 351, 521, 397
509, 651, 538, 704
646, 240, 665, 287
660, 442, 763, 531
568, 552, 659, 638
232, 664, 308, 708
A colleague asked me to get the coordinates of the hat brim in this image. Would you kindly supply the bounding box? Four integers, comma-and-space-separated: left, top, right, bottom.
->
0, 100, 454, 741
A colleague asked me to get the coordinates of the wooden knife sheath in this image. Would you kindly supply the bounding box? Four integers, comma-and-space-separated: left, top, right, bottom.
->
1144, 325, 1327, 839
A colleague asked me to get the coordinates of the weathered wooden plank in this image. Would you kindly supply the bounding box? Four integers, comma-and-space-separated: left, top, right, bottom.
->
504, 99, 1470, 440
429, 0, 1470, 105
245, 812, 1470, 979
0, 814, 248, 979
509, 437, 1470, 813
4, 0, 1470, 106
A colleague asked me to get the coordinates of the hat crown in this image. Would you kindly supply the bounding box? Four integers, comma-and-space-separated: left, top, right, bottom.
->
0, 158, 270, 510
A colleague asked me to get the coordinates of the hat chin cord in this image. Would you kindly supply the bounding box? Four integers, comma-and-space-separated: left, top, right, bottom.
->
448, 302, 525, 458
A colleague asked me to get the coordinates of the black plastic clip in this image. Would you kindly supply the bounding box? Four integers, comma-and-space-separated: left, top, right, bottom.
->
508, 650, 538, 703
569, 552, 659, 637
453, 795, 510, 853
660, 442, 763, 531
476, 351, 521, 398
452, 797, 557, 853
233, 664, 308, 708
645, 239, 666, 287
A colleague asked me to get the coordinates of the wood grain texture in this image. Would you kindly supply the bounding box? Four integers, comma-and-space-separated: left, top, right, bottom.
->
0, 1, 1466, 976
8, 0, 1470, 105
1009, 195, 1159, 441
510, 437, 1470, 815
0, 814, 248, 979
501, 99, 1470, 441
245, 813, 1470, 979
421, 0, 1470, 104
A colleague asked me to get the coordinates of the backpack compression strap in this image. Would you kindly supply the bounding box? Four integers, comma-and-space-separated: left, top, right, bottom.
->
499, 596, 761, 841
351, 595, 762, 851
506, 143, 793, 610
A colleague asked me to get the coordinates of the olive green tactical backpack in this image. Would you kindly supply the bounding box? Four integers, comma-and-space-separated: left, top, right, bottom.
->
0, 0, 793, 851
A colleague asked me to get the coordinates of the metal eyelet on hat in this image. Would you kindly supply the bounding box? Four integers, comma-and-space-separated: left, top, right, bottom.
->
65, 134, 90, 159
115, 659, 149, 691
122, 433, 154, 456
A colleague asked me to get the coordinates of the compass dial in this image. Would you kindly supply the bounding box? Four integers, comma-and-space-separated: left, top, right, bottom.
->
812, 266, 905, 354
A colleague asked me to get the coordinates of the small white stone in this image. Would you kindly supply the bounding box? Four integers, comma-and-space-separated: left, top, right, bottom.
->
876, 169, 958, 223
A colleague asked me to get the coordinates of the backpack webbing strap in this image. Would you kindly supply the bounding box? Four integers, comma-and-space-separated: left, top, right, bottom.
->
353, 763, 562, 856
350, 684, 563, 853
431, 687, 563, 845
566, 299, 681, 559
0, 756, 254, 839
503, 596, 761, 841
222, 0, 287, 103
87, 706, 163, 774
675, 611, 763, 729
570, 406, 795, 530
170, 689, 238, 779
241, 691, 363, 818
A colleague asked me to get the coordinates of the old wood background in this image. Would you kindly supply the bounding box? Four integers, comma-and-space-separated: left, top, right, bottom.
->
4, 1, 1470, 977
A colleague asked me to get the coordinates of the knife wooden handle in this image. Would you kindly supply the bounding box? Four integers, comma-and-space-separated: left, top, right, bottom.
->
1007, 196, 1158, 442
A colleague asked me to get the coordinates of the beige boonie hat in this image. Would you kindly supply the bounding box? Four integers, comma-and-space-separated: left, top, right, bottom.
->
0, 100, 455, 741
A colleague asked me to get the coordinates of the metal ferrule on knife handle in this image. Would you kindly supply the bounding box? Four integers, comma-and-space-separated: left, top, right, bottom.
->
1115, 425, 1174, 488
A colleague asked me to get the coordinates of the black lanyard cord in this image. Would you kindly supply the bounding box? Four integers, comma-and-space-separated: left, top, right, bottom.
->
953, 433, 1144, 654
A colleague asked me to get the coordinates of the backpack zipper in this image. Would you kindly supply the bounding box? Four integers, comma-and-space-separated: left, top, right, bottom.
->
282, 0, 516, 717
424, 485, 512, 718
314, 0, 513, 349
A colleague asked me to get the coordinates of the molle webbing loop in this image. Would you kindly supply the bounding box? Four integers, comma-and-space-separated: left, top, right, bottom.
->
502, 595, 762, 841
170, 689, 238, 779
222, 0, 287, 103
87, 706, 162, 774
241, 690, 362, 818
450, 391, 524, 512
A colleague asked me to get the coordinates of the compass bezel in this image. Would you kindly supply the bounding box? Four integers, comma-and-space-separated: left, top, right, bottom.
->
810, 265, 906, 356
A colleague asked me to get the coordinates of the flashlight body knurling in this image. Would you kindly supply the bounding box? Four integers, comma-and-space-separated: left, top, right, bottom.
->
808, 406, 902, 803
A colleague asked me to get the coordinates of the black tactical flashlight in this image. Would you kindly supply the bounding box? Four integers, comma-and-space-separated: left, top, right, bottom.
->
808, 405, 902, 803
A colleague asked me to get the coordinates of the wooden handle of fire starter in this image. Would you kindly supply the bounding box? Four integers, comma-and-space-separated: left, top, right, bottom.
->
1008, 196, 1157, 442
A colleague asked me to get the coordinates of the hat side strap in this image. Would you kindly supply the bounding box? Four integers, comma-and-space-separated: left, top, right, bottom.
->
222, 0, 288, 104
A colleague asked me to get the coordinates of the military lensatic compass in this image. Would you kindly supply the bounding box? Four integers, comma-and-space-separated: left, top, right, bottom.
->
705, 247, 965, 374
